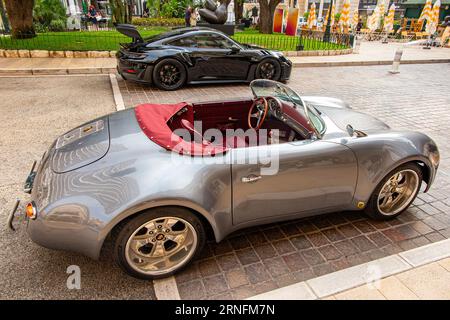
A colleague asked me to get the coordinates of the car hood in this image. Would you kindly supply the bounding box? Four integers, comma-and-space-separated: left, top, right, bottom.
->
302, 96, 390, 132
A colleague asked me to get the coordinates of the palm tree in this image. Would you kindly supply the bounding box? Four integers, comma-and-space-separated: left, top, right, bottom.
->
4, 0, 35, 38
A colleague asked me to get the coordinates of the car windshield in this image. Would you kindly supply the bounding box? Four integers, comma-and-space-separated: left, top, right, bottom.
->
250, 80, 326, 137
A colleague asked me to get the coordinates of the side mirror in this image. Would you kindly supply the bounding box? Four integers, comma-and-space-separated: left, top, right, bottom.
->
230, 46, 240, 53
346, 124, 367, 138
346, 124, 355, 137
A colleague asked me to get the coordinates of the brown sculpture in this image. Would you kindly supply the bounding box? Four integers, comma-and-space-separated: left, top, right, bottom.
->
198, 0, 231, 24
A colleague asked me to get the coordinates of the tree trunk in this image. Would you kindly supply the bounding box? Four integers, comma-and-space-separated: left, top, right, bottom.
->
91, 0, 100, 10
110, 0, 132, 24
258, 0, 281, 34
234, 0, 243, 22
4, 0, 35, 38
126, 0, 134, 24
0, 0, 11, 32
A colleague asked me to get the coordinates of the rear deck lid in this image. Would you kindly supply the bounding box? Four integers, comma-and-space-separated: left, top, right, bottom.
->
51, 117, 110, 173
116, 24, 143, 43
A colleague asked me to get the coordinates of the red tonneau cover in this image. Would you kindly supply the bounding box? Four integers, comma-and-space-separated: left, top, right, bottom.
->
134, 103, 228, 156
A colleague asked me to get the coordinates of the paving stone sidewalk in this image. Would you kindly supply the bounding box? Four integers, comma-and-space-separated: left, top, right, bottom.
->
327, 257, 450, 299
289, 41, 450, 66
118, 63, 450, 300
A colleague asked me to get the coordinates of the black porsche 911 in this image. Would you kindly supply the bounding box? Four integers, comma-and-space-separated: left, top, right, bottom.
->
116, 24, 292, 90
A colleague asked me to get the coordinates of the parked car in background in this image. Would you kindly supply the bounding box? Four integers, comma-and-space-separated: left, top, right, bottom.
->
116, 25, 292, 90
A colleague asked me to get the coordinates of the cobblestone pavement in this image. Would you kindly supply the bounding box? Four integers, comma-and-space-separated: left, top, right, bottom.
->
119, 63, 450, 299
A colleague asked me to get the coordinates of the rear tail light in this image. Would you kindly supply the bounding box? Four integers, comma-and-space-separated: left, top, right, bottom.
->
125, 69, 137, 74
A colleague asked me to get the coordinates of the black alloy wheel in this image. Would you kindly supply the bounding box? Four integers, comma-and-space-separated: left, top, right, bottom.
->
153, 58, 187, 91
256, 59, 281, 80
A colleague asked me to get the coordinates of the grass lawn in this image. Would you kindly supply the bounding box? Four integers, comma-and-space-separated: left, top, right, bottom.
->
0, 27, 170, 51
0, 27, 348, 52
233, 29, 347, 51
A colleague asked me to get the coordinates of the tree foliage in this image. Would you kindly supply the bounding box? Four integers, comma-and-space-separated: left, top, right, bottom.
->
110, 0, 133, 24
33, 0, 67, 31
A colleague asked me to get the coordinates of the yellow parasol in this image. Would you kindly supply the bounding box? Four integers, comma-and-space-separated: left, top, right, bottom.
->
307, 3, 317, 29
367, 5, 381, 31
379, 1, 386, 16
384, 3, 395, 33
351, 8, 359, 29
339, 0, 351, 28
426, 0, 441, 34
418, 0, 433, 22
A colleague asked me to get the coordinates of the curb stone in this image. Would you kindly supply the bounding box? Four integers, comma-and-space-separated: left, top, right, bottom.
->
30, 50, 49, 58
18, 50, 31, 58
246, 238, 450, 300
4, 50, 19, 58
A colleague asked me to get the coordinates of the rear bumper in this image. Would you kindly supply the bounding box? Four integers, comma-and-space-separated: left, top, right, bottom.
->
24, 154, 106, 260
280, 60, 292, 81
21, 143, 107, 260
117, 57, 153, 84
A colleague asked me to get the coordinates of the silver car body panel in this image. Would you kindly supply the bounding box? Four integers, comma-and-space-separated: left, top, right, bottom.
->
26, 97, 439, 260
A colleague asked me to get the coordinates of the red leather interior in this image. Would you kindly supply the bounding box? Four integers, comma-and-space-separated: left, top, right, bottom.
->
135, 99, 306, 156
192, 99, 253, 132
135, 102, 227, 156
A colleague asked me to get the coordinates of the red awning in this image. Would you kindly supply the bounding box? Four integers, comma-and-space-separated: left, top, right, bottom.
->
134, 103, 228, 156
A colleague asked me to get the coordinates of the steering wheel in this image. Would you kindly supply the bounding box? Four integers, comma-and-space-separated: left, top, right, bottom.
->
248, 97, 268, 130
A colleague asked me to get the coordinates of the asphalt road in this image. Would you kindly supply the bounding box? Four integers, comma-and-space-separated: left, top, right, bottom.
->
0, 75, 156, 299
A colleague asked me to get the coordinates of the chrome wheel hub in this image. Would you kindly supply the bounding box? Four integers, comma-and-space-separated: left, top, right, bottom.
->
377, 169, 419, 216
125, 217, 197, 275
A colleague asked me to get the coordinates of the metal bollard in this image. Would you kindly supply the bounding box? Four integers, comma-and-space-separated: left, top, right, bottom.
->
389, 48, 403, 74
353, 36, 361, 54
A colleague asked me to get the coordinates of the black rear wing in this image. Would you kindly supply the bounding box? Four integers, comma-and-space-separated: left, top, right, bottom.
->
116, 24, 143, 43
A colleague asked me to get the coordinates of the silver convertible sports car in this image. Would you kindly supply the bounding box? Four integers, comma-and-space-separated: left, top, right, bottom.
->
8, 80, 439, 279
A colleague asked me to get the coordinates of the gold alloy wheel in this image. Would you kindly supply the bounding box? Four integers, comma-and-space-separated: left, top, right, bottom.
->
125, 216, 198, 276
377, 169, 420, 216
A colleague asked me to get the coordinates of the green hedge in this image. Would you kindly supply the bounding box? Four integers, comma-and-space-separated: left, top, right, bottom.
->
132, 17, 185, 27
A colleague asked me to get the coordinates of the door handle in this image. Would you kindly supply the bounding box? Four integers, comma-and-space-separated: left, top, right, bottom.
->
241, 175, 262, 183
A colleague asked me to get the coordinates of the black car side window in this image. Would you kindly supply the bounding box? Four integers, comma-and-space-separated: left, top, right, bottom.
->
194, 34, 234, 49
168, 36, 197, 48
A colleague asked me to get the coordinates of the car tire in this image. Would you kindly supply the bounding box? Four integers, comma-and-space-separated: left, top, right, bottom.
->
255, 59, 282, 81
114, 207, 206, 280
152, 58, 187, 91
364, 163, 422, 220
